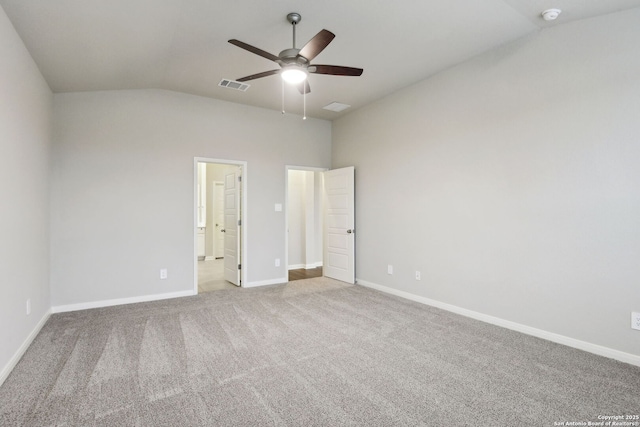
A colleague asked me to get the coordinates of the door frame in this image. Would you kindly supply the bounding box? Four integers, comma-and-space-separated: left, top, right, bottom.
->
284, 165, 328, 275
194, 157, 247, 293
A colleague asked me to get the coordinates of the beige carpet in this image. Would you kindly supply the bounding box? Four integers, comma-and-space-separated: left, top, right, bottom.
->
1, 277, 639, 426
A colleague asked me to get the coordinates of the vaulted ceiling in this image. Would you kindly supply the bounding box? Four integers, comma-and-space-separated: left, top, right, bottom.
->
2, 0, 639, 120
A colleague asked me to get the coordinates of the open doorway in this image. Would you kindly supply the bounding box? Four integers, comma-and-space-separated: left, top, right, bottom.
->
286, 166, 326, 281
195, 158, 246, 293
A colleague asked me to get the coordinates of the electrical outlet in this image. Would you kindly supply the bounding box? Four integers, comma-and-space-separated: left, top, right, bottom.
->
160, 269, 168, 279
387, 265, 393, 275
26, 299, 31, 315
275, 259, 281, 267
632, 312, 640, 331
415, 271, 421, 280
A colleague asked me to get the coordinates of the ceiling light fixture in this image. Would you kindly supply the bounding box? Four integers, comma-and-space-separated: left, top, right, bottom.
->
281, 65, 308, 84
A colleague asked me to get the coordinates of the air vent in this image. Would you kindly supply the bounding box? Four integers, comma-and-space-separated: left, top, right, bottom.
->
323, 102, 351, 112
219, 79, 250, 92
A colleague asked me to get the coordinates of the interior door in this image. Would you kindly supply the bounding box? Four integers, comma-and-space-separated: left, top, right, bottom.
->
213, 182, 225, 258
323, 166, 355, 284
224, 168, 241, 286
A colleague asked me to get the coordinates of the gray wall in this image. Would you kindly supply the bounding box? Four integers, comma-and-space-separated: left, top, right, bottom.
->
0, 5, 52, 380
333, 9, 640, 357
51, 89, 331, 306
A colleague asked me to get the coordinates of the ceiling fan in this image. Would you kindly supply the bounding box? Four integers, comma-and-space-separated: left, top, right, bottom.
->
228, 13, 363, 94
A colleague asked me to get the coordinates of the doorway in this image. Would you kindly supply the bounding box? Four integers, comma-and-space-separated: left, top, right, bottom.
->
285, 166, 326, 281
194, 158, 246, 293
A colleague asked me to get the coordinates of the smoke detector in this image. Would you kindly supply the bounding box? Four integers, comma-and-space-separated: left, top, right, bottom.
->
541, 8, 561, 21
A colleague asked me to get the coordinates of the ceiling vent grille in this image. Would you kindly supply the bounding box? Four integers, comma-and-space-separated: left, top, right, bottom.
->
219, 79, 250, 91
323, 102, 351, 112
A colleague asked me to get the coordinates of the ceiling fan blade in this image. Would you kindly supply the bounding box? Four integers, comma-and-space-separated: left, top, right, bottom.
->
297, 29, 335, 62
308, 65, 363, 76
236, 69, 280, 82
297, 81, 311, 95
228, 39, 281, 63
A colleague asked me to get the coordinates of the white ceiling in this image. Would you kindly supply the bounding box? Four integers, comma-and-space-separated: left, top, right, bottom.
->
2, 0, 639, 120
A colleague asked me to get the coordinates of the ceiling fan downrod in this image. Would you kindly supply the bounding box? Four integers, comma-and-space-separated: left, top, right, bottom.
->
287, 13, 301, 49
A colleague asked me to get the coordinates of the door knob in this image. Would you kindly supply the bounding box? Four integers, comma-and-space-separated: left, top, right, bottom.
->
221, 229, 226, 233
347, 229, 354, 234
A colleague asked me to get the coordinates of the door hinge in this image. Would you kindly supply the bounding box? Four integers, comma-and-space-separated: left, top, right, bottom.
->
238, 219, 241, 226
238, 264, 241, 270
238, 175, 242, 182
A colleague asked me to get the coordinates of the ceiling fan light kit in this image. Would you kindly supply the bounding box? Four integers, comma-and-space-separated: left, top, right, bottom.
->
281, 65, 308, 84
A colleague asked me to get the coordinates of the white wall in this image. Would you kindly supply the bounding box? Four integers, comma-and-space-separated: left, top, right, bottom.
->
287, 170, 323, 269
0, 5, 52, 382
313, 173, 323, 265
204, 163, 236, 259
287, 170, 308, 267
51, 89, 331, 307
333, 9, 640, 358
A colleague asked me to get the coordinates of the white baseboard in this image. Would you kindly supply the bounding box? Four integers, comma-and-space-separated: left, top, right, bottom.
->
288, 262, 323, 270
243, 277, 288, 288
51, 290, 196, 313
0, 309, 51, 387
356, 279, 640, 367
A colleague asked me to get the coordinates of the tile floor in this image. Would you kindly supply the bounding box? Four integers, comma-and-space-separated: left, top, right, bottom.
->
197, 259, 238, 293
198, 260, 324, 292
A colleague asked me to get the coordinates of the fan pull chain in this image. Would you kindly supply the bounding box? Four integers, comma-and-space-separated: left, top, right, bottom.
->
303, 87, 307, 120
281, 79, 285, 115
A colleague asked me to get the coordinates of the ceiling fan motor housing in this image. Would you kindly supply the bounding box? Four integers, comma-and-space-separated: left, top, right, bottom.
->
279, 48, 305, 63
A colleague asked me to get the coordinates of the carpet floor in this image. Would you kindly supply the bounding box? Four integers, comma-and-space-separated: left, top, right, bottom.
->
1, 277, 639, 426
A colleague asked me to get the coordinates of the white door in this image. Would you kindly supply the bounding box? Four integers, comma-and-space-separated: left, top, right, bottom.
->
224, 168, 241, 286
323, 166, 355, 284
213, 182, 225, 258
